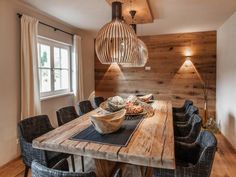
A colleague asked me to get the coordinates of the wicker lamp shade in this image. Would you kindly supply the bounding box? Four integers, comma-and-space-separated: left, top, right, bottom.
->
122, 38, 148, 67
95, 19, 138, 64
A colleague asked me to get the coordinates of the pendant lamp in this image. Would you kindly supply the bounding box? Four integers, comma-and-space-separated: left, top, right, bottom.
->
122, 11, 148, 67
95, 1, 138, 64
122, 38, 148, 67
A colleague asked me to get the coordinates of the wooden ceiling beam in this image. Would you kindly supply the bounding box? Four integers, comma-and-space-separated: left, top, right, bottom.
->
106, 0, 153, 24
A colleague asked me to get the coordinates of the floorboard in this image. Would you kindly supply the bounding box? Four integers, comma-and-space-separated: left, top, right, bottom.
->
0, 133, 235, 177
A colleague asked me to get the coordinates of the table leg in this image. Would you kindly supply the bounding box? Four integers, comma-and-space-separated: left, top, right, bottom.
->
120, 163, 153, 177
95, 159, 117, 177
95, 159, 153, 177
81, 156, 85, 172
145, 167, 153, 177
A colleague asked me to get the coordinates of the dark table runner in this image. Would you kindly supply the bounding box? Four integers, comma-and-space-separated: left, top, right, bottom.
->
70, 116, 144, 147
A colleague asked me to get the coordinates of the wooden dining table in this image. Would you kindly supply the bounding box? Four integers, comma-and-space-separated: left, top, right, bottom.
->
33, 100, 175, 177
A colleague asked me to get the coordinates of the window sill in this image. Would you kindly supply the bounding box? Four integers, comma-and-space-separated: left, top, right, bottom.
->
40, 92, 74, 101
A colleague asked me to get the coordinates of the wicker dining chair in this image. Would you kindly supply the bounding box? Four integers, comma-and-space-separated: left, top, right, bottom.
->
56, 106, 79, 126
56, 106, 80, 171
174, 114, 202, 143
18, 115, 72, 177
154, 130, 217, 177
78, 100, 94, 115
93, 96, 105, 108
174, 105, 199, 123
173, 100, 193, 114
32, 159, 122, 177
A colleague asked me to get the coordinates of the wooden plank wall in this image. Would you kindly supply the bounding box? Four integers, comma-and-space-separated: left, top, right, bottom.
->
95, 31, 216, 120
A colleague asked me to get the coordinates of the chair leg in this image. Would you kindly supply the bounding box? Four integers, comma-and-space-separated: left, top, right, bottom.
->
81, 156, 85, 172
71, 155, 76, 172
24, 166, 29, 177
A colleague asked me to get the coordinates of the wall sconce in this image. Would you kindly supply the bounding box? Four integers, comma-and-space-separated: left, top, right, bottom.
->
184, 48, 192, 57
185, 56, 192, 67
184, 48, 192, 67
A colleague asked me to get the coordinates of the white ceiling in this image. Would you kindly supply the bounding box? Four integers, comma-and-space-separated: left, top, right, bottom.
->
21, 0, 236, 36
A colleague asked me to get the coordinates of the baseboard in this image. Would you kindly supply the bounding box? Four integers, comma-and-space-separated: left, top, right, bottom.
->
0, 156, 21, 169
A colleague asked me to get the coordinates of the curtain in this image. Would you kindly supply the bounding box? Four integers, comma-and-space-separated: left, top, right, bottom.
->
21, 15, 41, 119
73, 35, 84, 104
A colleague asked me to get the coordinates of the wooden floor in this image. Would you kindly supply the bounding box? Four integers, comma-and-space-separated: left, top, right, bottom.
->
0, 133, 235, 177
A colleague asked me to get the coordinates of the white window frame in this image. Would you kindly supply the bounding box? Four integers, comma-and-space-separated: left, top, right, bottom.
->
37, 36, 72, 98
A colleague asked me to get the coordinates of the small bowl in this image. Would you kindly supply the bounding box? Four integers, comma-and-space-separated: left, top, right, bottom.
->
90, 109, 126, 134
107, 97, 126, 112
99, 101, 125, 112
138, 94, 153, 103
108, 101, 126, 112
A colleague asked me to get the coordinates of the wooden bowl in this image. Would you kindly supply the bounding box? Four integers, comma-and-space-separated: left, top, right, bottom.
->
90, 109, 126, 134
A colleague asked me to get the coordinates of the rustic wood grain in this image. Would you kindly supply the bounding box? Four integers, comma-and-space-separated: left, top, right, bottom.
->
95, 31, 216, 122
32, 101, 175, 174
1, 134, 236, 177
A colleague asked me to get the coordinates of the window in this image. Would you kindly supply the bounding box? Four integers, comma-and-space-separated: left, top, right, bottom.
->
37, 37, 72, 98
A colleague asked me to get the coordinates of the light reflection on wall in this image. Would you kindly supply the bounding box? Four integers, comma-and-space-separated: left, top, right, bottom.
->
103, 63, 125, 80
185, 57, 192, 67
171, 50, 204, 94
183, 48, 204, 83
96, 63, 125, 91
184, 59, 204, 84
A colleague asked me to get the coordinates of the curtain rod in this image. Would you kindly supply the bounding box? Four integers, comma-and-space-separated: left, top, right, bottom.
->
17, 13, 74, 37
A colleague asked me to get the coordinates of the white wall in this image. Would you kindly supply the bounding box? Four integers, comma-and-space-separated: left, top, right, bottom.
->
0, 0, 21, 167
217, 11, 236, 148
0, 0, 94, 166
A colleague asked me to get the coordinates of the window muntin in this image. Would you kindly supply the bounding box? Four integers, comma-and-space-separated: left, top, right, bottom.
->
37, 37, 72, 98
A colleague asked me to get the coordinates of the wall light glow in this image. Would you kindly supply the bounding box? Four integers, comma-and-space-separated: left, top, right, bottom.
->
182, 59, 203, 83
184, 48, 192, 57
103, 63, 125, 80
185, 56, 192, 67
96, 63, 125, 92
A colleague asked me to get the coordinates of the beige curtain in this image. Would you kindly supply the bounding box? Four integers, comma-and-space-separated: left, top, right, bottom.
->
73, 35, 84, 104
21, 15, 41, 119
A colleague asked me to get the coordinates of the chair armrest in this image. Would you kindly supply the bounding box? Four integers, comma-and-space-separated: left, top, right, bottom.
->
19, 137, 47, 167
